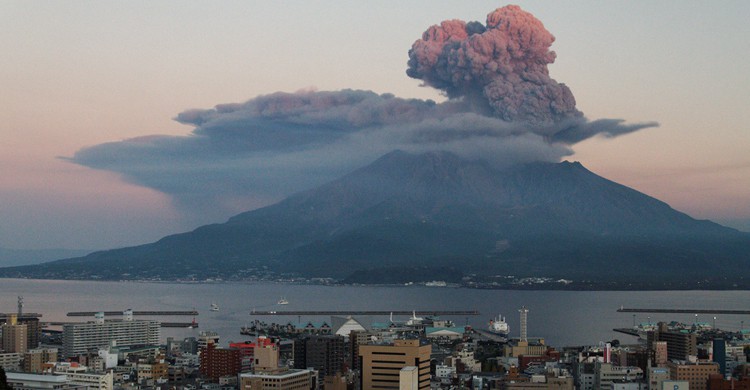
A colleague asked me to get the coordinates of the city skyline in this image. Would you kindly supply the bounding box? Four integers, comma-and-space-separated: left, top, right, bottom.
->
2, 1, 749, 251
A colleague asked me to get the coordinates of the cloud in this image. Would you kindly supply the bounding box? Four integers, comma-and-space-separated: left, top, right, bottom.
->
67, 5, 657, 223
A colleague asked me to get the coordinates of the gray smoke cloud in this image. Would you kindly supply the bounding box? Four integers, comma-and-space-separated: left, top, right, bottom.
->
68, 5, 657, 224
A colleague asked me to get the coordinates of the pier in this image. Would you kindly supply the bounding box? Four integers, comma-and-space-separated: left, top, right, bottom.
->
613, 328, 640, 337
249, 310, 480, 316
617, 308, 750, 315
67, 310, 198, 317
43, 321, 197, 328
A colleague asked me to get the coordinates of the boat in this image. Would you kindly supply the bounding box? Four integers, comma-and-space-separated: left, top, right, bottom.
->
210, 303, 219, 312
277, 298, 289, 305
489, 314, 510, 336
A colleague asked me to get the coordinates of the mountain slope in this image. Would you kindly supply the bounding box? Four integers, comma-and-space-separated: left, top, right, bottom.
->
1, 150, 747, 287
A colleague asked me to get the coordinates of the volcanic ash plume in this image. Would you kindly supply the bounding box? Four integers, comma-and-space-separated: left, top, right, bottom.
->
407, 5, 580, 126
68, 5, 657, 224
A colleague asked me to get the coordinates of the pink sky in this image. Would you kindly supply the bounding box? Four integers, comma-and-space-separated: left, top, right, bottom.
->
1, 1, 749, 250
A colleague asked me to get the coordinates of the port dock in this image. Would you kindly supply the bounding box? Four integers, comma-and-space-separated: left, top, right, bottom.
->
44, 321, 197, 328
250, 310, 480, 316
67, 310, 198, 317
617, 308, 750, 315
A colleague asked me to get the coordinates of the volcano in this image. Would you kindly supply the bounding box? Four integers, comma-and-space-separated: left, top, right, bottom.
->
3, 150, 748, 289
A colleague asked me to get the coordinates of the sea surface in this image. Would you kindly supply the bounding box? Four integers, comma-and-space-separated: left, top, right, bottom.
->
1, 279, 749, 348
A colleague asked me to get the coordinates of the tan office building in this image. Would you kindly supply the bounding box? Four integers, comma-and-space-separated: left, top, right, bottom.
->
359, 339, 431, 390
1, 315, 28, 354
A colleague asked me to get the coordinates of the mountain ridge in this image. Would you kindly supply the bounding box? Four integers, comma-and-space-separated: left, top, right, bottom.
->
1, 150, 747, 288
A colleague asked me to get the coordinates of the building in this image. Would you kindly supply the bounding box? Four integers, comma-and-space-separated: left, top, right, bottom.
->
359, 339, 431, 390
1, 314, 28, 353
198, 331, 220, 351
654, 341, 668, 367
200, 343, 241, 380
61, 311, 159, 357
594, 362, 643, 390
399, 366, 418, 390
5, 372, 73, 390
51, 363, 114, 390
23, 348, 58, 373
294, 335, 345, 379
230, 336, 277, 372
0, 310, 41, 351
504, 377, 574, 389
712, 338, 726, 376
667, 360, 719, 390
0, 352, 22, 371
648, 323, 698, 361
238, 369, 316, 390
648, 367, 670, 390
708, 373, 750, 389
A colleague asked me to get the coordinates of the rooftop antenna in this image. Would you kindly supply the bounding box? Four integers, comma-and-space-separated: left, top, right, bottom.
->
519, 306, 529, 342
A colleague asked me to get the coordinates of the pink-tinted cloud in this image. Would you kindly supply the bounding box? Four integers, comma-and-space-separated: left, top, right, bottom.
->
407, 5, 579, 126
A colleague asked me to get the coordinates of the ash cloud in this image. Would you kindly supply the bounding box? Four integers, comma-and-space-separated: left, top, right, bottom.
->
68, 5, 657, 224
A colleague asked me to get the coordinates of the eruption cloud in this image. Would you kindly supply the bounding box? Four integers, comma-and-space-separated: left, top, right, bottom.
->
407, 5, 579, 126
68, 5, 657, 224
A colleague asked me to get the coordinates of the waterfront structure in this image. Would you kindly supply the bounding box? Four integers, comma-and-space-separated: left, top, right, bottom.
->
331, 316, 367, 337
62, 311, 159, 357
1, 314, 28, 353
359, 339, 431, 390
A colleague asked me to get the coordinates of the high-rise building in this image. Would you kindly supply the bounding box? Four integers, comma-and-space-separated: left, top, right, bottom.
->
713, 338, 727, 377
654, 341, 668, 367
648, 323, 697, 361
62, 311, 159, 357
200, 343, 242, 380
294, 335, 345, 379
1, 314, 28, 354
359, 339, 431, 390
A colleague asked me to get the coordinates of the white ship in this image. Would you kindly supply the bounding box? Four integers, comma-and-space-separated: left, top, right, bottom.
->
277, 297, 289, 305
489, 314, 509, 336
210, 303, 219, 312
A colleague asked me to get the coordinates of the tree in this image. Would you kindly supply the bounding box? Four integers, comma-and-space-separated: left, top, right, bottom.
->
0, 365, 11, 390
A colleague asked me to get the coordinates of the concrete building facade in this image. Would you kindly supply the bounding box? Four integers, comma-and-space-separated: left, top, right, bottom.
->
359, 339, 431, 390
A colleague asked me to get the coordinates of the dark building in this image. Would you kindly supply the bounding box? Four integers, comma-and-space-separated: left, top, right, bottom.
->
712, 339, 726, 376
293, 334, 345, 378
200, 344, 241, 380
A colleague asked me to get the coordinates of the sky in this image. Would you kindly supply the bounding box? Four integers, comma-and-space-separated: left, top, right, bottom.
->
2, 1, 749, 251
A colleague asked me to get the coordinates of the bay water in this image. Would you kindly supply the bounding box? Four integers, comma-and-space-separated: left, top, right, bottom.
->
1, 279, 748, 347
